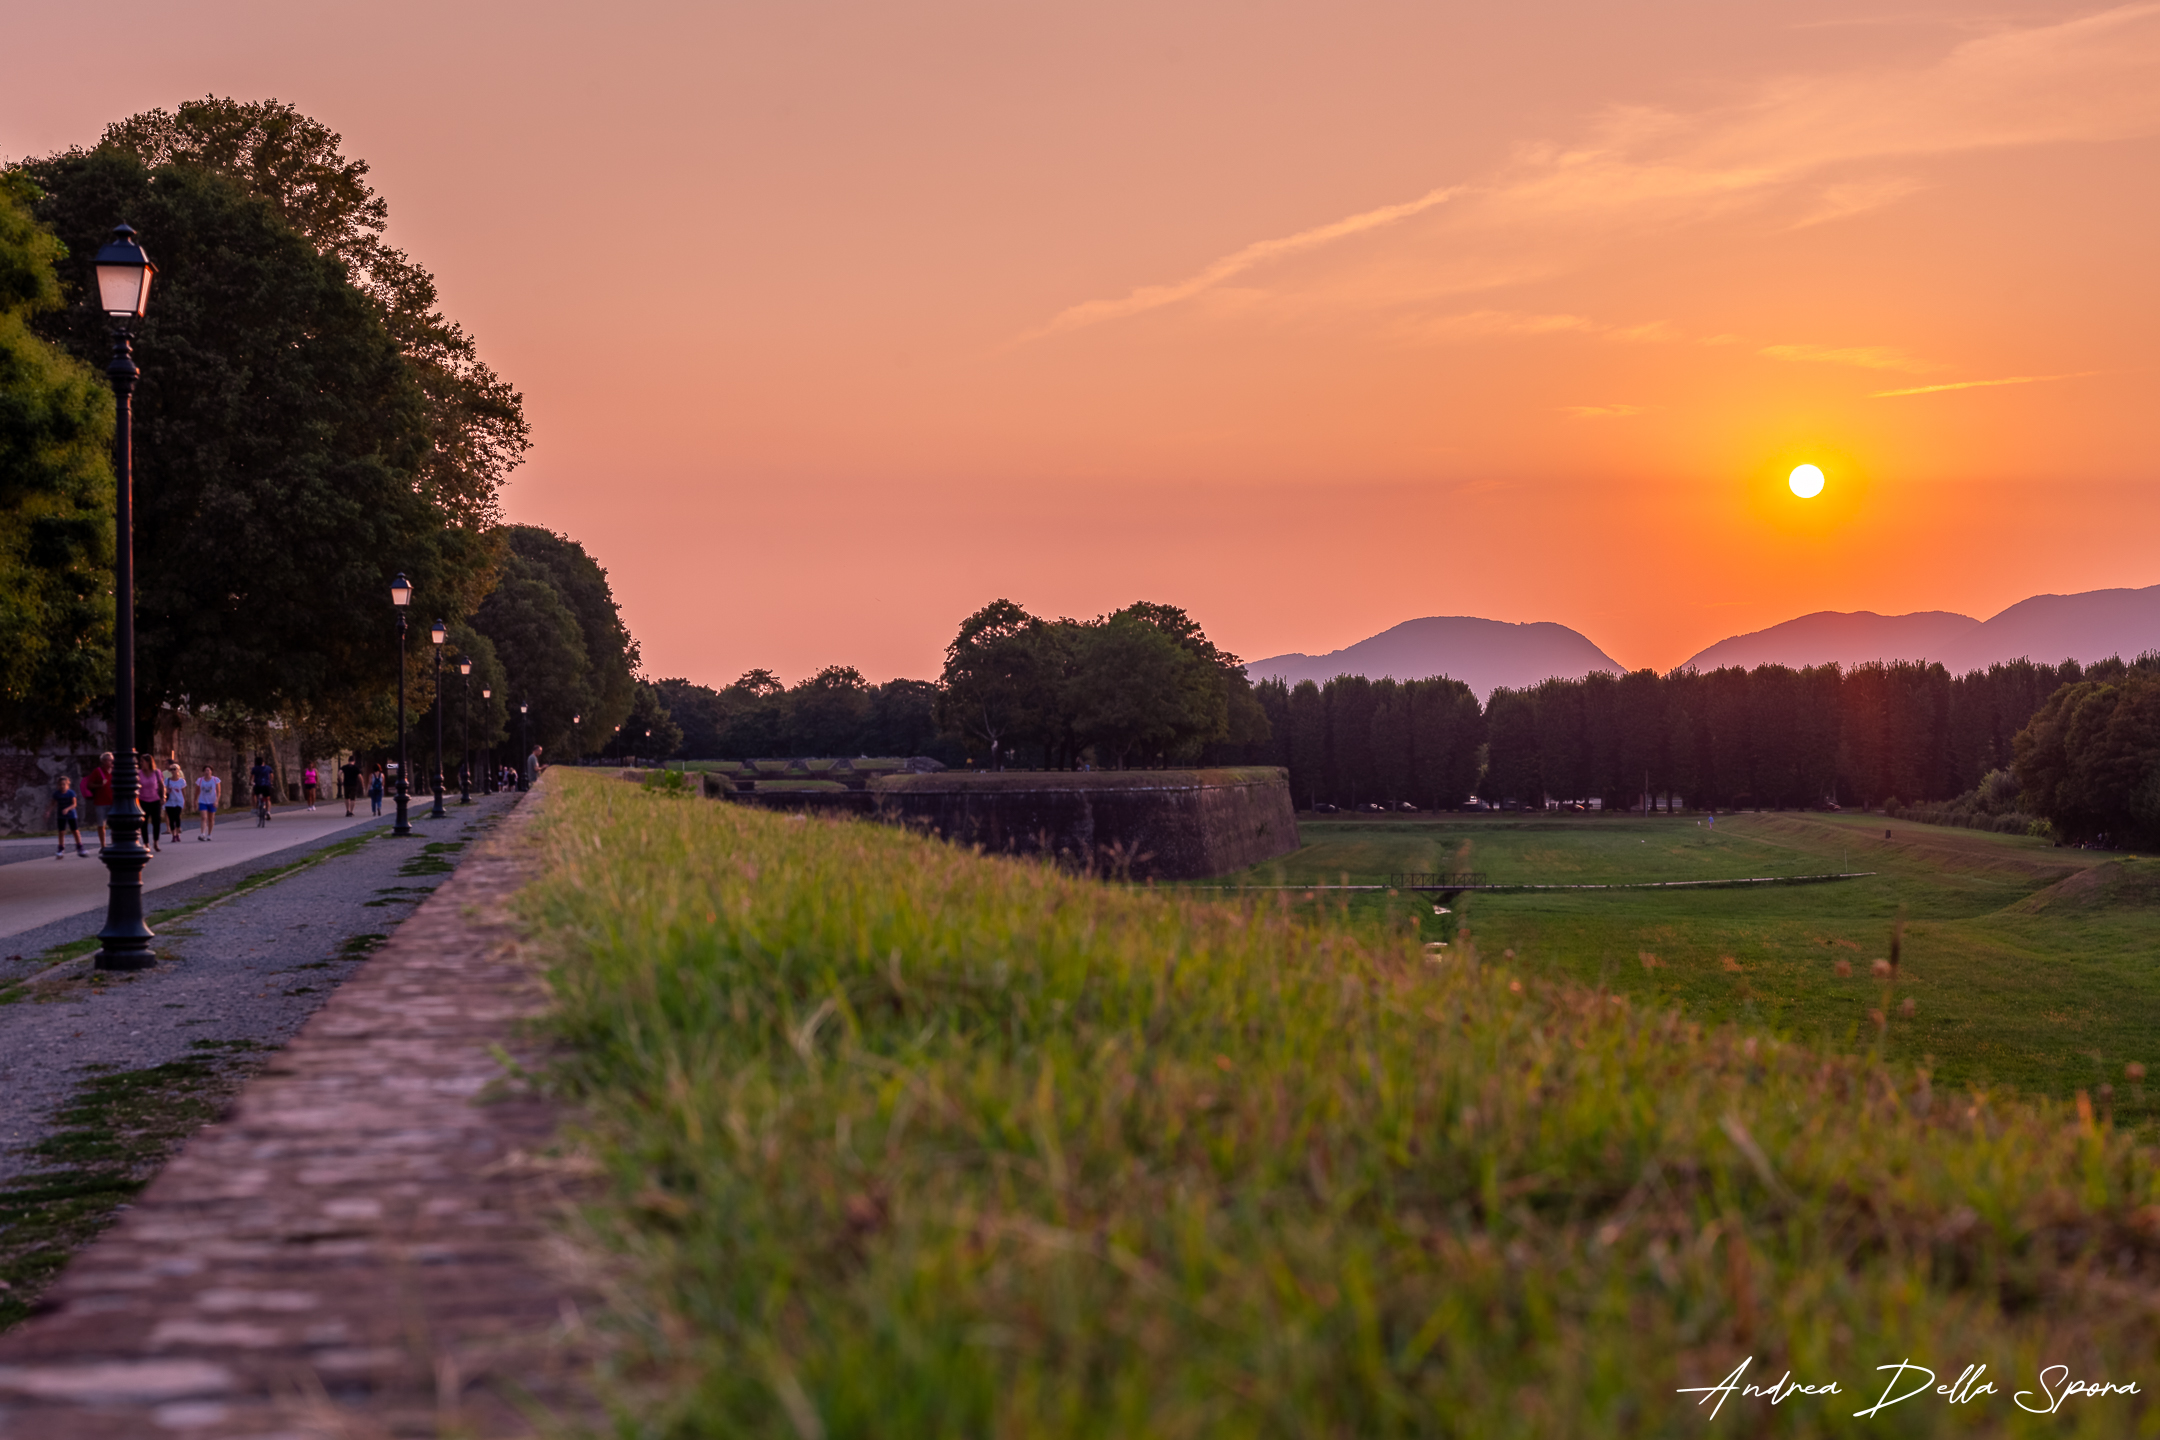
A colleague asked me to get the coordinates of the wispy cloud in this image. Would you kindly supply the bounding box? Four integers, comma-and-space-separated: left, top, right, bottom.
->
1393, 310, 1681, 347
1025, 4, 2160, 339
1760, 343, 1939, 373
1026, 185, 1462, 339
1871, 371, 2097, 397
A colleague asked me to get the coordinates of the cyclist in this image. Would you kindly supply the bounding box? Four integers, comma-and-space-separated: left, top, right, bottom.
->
251, 755, 277, 826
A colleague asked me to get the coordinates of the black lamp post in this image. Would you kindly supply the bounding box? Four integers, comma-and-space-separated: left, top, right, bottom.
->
391, 573, 412, 836
91, 225, 157, 972
458, 658, 473, 803
429, 619, 447, 819
518, 703, 530, 791
481, 687, 493, 793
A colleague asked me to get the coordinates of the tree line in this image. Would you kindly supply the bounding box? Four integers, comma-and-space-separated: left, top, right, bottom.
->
644, 586, 2154, 842
2, 98, 641, 763
1250, 657, 2139, 814
642, 599, 1266, 770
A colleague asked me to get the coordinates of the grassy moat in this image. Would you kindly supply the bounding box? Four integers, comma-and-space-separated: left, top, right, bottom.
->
1219, 812, 2157, 1128
527, 772, 2160, 1436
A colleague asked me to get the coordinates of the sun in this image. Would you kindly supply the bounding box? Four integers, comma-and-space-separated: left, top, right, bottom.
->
1788, 463, 1826, 499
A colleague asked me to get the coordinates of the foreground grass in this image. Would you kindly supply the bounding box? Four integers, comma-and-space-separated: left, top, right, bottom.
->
1225, 815, 2157, 1126
531, 773, 2160, 1436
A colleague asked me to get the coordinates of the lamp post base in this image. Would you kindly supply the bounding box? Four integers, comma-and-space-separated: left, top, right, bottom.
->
393, 791, 411, 837
94, 837, 156, 971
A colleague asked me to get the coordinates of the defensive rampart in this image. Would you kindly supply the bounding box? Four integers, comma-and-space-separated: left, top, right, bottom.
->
701, 767, 1300, 881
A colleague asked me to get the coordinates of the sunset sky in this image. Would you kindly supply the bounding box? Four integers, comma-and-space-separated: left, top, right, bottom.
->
7, 1, 2157, 686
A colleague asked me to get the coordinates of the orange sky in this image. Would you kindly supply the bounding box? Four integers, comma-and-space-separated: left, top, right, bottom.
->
7, 1, 2157, 685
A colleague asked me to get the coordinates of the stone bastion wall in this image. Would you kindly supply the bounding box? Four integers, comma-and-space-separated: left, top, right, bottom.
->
695, 767, 1301, 881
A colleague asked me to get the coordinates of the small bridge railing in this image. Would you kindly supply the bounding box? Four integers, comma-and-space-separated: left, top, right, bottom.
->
1388, 872, 1488, 889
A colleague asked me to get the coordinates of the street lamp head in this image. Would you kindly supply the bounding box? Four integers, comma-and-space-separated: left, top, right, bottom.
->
458, 658, 472, 676
390, 573, 412, 608
519, 703, 528, 714
93, 225, 155, 320
482, 688, 491, 699
430, 619, 446, 647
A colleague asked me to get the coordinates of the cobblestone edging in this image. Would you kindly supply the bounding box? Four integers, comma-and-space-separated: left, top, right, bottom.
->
0, 785, 594, 1438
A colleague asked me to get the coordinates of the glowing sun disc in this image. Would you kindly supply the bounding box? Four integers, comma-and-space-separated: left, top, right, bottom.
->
1788, 463, 1826, 498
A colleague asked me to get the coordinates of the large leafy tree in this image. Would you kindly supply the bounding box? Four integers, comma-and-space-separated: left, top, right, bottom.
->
1067, 612, 1225, 769
936, 599, 1046, 767
504, 526, 638, 748
602, 682, 683, 762
468, 527, 639, 757
653, 677, 730, 758
93, 98, 525, 529
0, 174, 113, 743
470, 550, 592, 757
789, 666, 872, 756
2014, 665, 2160, 846
16, 120, 508, 735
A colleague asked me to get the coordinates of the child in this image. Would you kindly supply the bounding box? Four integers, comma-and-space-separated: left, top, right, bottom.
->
53, 775, 87, 857
196, 764, 222, 839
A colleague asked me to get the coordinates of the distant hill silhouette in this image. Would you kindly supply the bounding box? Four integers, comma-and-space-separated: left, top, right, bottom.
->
1940, 586, 2160, 673
1678, 584, 2160, 675
1245, 617, 1624, 700
1680, 611, 1981, 673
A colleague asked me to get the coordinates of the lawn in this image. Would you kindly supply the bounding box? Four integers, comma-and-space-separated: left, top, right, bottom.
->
1212, 814, 2158, 1128
526, 773, 2160, 1436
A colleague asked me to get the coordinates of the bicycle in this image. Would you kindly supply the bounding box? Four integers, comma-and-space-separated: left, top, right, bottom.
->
256, 789, 273, 827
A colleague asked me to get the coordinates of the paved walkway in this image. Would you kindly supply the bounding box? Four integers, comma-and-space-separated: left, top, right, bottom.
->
0, 786, 593, 1438
0, 803, 396, 944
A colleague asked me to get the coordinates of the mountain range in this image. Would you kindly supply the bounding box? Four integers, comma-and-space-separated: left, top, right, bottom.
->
1245, 583, 2160, 698
1244, 617, 1626, 700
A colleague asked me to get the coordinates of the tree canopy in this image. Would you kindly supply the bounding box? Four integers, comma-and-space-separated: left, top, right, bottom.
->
2014, 661, 2160, 846
468, 526, 638, 757
932, 599, 1263, 769
0, 172, 113, 743
14, 102, 519, 741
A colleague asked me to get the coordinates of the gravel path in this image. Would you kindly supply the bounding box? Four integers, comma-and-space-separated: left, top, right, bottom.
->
0, 783, 593, 1437
0, 794, 520, 1185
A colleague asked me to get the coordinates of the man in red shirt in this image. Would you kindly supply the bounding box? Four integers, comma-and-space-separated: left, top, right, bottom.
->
85, 751, 116, 849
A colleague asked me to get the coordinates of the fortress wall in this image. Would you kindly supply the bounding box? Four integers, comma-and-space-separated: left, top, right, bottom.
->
700, 767, 1300, 881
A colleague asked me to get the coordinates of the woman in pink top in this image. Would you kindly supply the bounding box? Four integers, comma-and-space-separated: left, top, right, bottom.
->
139, 753, 165, 852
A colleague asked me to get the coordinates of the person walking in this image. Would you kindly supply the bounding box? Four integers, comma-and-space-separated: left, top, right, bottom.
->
139, 755, 164, 852
164, 761, 188, 843
522, 745, 543, 790
341, 756, 362, 817
368, 765, 385, 817
52, 775, 87, 857
84, 751, 115, 848
302, 762, 319, 810
196, 764, 222, 839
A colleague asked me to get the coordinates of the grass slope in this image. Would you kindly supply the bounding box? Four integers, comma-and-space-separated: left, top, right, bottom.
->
529, 774, 2160, 1436
1220, 815, 2157, 1126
